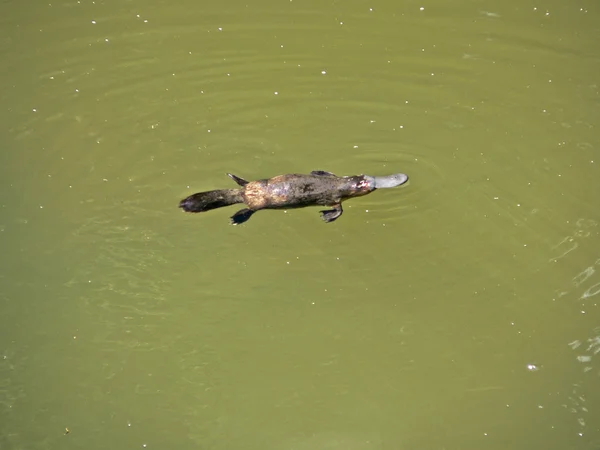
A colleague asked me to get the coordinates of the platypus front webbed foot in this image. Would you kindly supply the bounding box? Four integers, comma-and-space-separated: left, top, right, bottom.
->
230, 208, 255, 225
319, 203, 343, 223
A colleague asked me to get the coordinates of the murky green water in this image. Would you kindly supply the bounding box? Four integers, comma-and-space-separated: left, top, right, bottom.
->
1, 0, 599, 449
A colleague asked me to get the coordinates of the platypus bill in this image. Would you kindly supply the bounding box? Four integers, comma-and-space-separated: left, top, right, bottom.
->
179, 170, 409, 225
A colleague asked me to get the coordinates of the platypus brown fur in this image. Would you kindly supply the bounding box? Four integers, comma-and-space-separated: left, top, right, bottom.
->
179, 170, 409, 224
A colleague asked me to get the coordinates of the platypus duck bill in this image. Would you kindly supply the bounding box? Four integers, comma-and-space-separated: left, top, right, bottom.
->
366, 173, 409, 189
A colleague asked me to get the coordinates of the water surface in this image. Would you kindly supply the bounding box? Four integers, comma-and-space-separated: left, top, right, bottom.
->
1, 0, 599, 449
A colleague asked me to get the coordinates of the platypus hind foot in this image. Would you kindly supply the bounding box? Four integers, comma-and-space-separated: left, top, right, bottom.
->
230, 208, 255, 225
227, 173, 249, 186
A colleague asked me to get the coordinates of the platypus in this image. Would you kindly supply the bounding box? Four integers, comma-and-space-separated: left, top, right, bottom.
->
179, 170, 409, 224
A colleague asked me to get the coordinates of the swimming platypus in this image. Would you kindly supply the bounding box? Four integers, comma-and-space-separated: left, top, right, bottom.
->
179, 170, 409, 224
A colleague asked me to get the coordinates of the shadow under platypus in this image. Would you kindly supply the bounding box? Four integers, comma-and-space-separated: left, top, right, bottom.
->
179, 170, 409, 224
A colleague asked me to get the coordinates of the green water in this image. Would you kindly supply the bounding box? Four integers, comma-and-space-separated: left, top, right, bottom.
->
1, 0, 599, 449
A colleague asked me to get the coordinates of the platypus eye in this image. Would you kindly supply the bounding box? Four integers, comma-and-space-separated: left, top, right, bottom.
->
357, 179, 369, 189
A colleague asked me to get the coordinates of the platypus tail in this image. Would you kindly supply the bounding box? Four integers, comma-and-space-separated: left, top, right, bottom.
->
179, 189, 243, 213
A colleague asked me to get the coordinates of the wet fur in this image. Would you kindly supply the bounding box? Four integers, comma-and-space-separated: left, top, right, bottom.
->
179, 172, 374, 224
